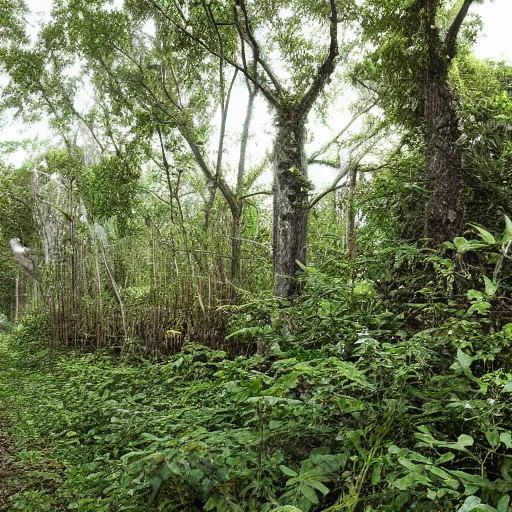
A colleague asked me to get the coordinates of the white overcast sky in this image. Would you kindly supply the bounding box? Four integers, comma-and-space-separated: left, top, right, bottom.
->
1, 0, 511, 176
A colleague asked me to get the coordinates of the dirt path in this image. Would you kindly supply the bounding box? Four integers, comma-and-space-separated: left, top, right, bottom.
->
0, 404, 18, 511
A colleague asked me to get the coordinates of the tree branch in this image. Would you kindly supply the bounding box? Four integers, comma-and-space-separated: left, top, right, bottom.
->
138, 185, 171, 206
181, 131, 239, 215
309, 126, 387, 209
239, 190, 273, 200
445, 0, 475, 58
309, 183, 348, 209
234, 0, 284, 96
236, 78, 257, 195
146, 0, 281, 107
308, 158, 339, 168
298, 0, 339, 115
308, 101, 377, 163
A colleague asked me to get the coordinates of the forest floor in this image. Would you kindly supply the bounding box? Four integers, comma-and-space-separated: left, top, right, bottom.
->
2, 313, 510, 511
0, 340, 21, 511
0, 338, 63, 511
0, 405, 19, 511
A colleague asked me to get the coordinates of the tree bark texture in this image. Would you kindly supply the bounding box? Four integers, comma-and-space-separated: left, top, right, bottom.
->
420, 0, 470, 245
273, 110, 309, 297
423, 64, 465, 245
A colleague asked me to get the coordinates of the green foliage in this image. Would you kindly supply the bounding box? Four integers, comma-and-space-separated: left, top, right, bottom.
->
459, 57, 512, 232
0, 1, 511, 511
1, 233, 511, 511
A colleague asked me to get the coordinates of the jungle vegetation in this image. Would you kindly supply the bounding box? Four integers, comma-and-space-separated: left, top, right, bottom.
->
1, 0, 512, 510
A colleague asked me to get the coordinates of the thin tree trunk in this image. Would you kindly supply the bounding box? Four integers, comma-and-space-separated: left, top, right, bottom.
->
230, 206, 243, 284
92, 240, 104, 348
273, 110, 309, 297
97, 236, 127, 348
228, 79, 257, 289
236, 85, 257, 195
347, 166, 358, 260
14, 273, 19, 324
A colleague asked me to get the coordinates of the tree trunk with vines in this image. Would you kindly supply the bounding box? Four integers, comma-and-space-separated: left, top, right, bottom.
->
273, 110, 309, 297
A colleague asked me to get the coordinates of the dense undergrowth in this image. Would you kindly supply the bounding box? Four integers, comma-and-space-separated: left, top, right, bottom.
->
2, 230, 512, 512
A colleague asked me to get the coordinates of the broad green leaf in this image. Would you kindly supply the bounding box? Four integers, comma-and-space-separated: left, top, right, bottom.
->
427, 489, 437, 500
457, 349, 474, 375
503, 381, 512, 393
497, 495, 510, 512
371, 460, 383, 485
467, 301, 492, 316
455, 434, 474, 448
437, 452, 455, 464
436, 488, 451, 498
308, 479, 330, 495
393, 472, 432, 491
501, 324, 512, 337
454, 237, 471, 253
300, 484, 320, 504
458, 496, 482, 512
502, 215, 512, 244
451, 471, 486, 485
295, 260, 320, 274
426, 465, 459, 489
147, 475, 164, 504
453, 237, 486, 253
470, 224, 496, 244
500, 432, 512, 449
483, 276, 499, 297
440, 241, 455, 253
388, 444, 401, 454
486, 429, 500, 448
189, 468, 205, 485
467, 289, 485, 301
398, 456, 422, 471
279, 465, 298, 478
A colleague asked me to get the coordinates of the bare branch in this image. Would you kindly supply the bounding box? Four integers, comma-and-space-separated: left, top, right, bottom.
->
146, 0, 281, 107
308, 101, 377, 163
205, 69, 238, 228
234, 0, 284, 96
309, 183, 348, 209
239, 190, 273, 200
138, 185, 171, 206
308, 159, 339, 168
309, 126, 388, 209
236, 81, 257, 194
181, 131, 239, 214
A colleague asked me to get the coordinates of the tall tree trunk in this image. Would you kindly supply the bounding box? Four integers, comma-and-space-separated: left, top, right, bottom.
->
423, 65, 465, 244
420, 0, 474, 245
273, 110, 309, 297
